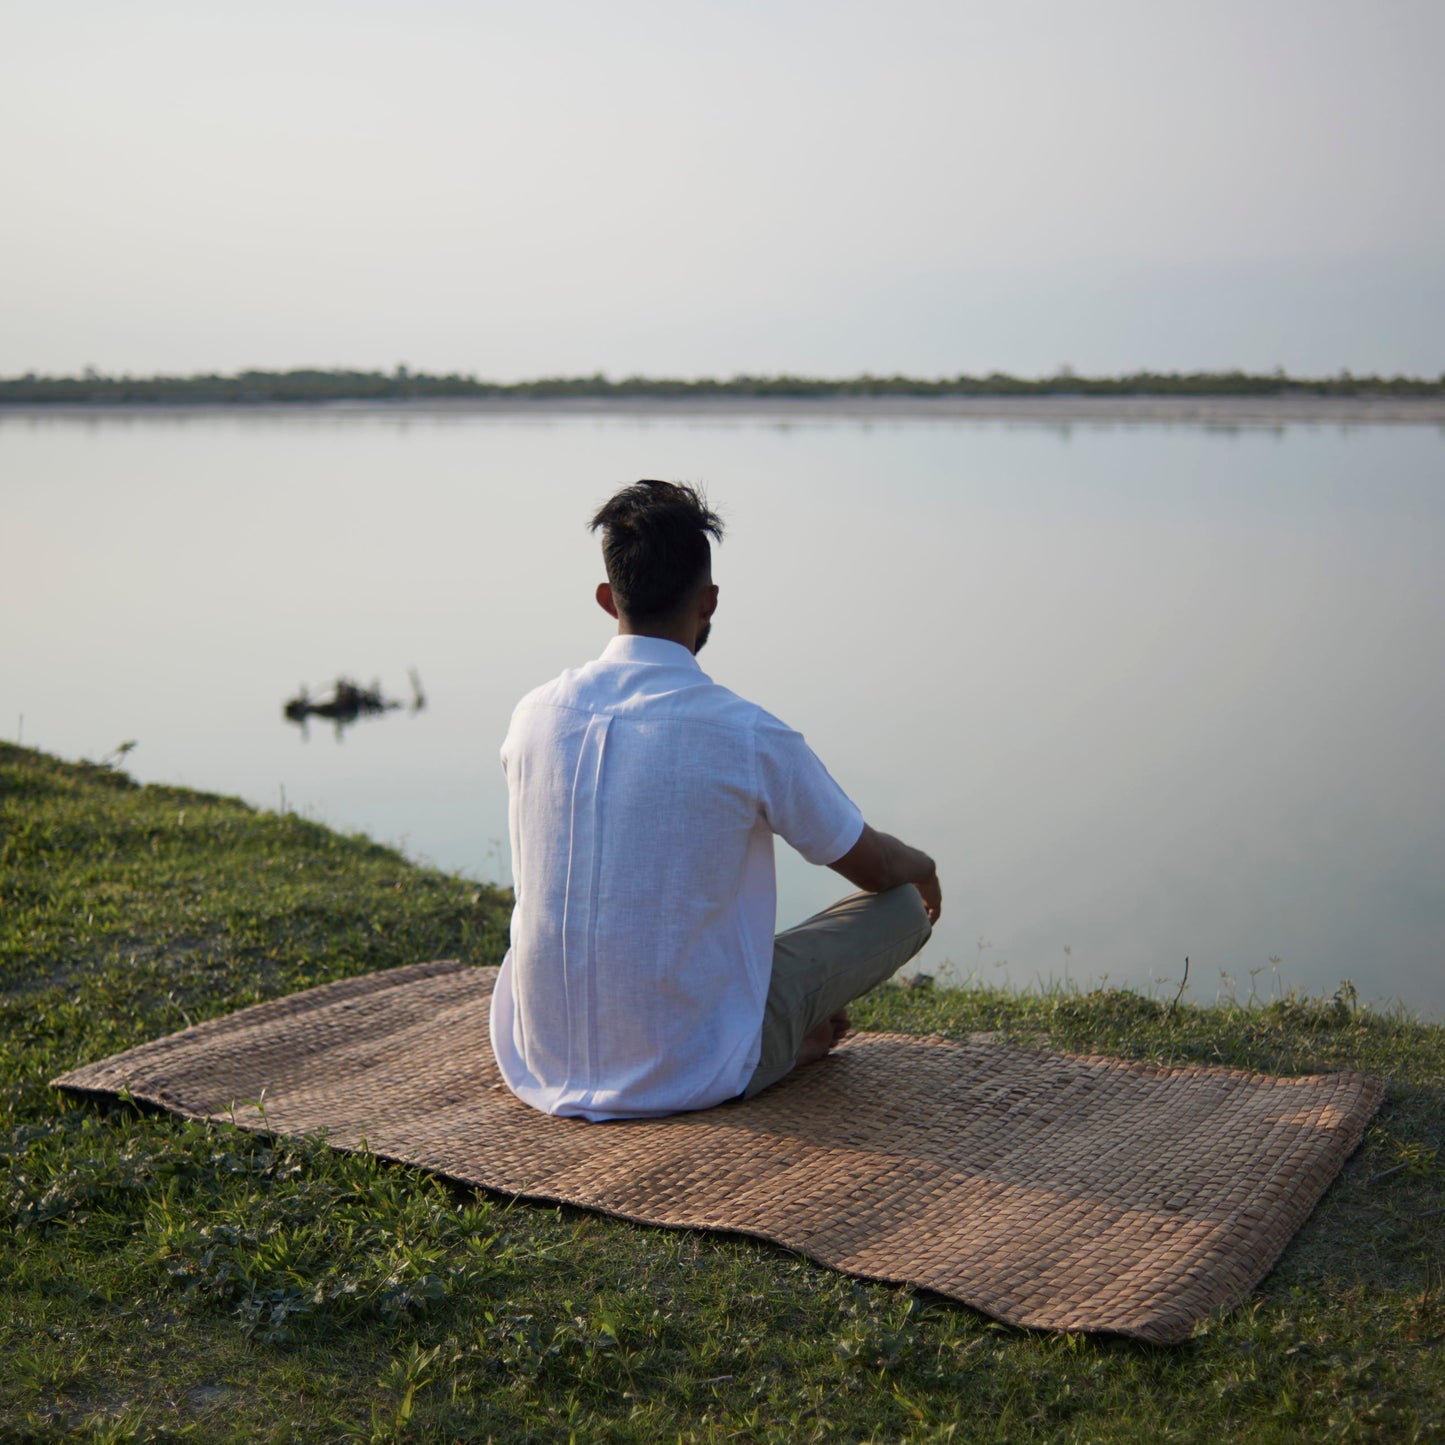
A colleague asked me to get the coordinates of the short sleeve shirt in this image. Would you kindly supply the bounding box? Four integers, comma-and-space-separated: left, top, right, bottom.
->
490, 634, 864, 1120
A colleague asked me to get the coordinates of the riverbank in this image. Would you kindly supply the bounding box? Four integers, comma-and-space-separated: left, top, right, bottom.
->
2, 742, 1441, 1440
5, 393, 1445, 427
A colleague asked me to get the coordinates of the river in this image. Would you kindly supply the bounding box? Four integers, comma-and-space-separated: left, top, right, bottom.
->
3, 399, 1441, 1015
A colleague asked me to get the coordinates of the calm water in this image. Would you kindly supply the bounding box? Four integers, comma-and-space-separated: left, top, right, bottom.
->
4, 404, 1442, 1016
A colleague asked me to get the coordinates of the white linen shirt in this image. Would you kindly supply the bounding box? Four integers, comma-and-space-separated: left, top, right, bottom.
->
490, 634, 864, 1120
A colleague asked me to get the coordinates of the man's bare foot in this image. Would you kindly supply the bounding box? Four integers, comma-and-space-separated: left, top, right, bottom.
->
794, 1009, 850, 1069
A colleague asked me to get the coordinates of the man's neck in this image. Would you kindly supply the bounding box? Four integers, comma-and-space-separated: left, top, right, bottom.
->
615, 619, 698, 654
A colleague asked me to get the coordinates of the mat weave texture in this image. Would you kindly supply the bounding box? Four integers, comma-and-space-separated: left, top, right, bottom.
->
54, 961, 1384, 1343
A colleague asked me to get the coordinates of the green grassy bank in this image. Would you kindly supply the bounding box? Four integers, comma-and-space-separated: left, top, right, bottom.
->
1, 742, 1441, 1442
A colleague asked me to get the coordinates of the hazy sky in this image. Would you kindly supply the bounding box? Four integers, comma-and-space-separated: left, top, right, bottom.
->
3, 0, 1442, 379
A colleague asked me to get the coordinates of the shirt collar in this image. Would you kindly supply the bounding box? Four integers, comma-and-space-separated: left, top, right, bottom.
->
600, 634, 703, 672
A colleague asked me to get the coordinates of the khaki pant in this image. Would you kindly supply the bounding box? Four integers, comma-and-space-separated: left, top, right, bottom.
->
743, 885, 932, 1098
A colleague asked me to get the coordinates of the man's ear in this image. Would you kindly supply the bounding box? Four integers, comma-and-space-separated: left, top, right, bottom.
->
699, 583, 719, 620
596, 582, 619, 619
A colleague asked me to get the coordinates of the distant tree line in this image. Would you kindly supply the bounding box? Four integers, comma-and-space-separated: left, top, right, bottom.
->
2, 366, 1442, 405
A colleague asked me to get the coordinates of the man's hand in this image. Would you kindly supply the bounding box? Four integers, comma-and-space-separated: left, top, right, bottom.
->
914, 867, 942, 924
829, 823, 942, 923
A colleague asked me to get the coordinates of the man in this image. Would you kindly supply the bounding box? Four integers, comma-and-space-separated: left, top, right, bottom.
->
490, 479, 940, 1120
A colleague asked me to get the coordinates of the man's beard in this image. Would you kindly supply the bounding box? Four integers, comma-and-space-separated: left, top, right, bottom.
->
694, 619, 711, 654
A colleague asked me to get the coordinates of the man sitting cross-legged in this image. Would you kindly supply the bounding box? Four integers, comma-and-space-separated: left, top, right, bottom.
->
489, 479, 941, 1120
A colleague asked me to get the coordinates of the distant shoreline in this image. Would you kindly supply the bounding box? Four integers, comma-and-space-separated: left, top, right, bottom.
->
4, 394, 1445, 426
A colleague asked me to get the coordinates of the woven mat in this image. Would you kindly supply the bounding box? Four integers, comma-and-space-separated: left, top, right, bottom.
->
53, 961, 1384, 1343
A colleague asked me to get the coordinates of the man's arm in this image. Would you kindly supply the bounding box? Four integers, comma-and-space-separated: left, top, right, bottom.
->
828, 823, 942, 923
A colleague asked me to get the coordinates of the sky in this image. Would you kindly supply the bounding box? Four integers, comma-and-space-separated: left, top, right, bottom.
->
3, 0, 1443, 381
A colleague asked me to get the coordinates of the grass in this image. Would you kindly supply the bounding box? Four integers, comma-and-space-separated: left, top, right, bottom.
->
2, 739, 1442, 1442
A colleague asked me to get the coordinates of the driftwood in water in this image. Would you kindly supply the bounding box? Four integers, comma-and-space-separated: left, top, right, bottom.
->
283, 670, 425, 740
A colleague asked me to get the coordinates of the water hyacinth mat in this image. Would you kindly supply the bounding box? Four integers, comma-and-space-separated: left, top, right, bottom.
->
54, 960, 1385, 1344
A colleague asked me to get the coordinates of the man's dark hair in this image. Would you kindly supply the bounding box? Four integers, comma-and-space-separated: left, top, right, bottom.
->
589, 480, 724, 623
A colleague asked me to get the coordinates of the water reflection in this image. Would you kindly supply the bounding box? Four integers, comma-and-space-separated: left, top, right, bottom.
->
283, 670, 426, 741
